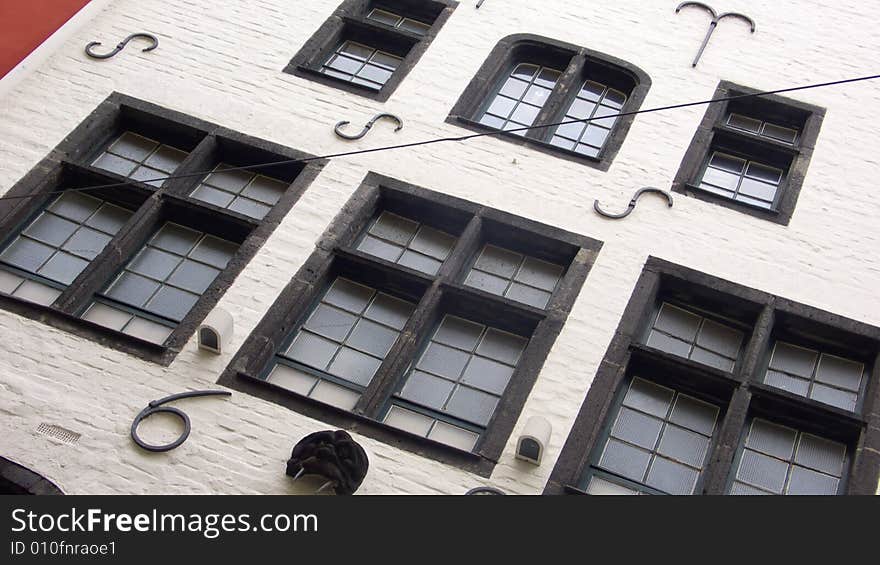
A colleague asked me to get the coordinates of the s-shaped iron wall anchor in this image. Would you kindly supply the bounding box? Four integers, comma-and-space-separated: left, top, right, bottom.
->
130, 390, 231, 452
675, 2, 756, 67
85, 33, 159, 60
334, 113, 404, 140
594, 187, 674, 220
476, 0, 487, 7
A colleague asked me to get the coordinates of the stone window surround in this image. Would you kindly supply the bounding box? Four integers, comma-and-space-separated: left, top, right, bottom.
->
217, 172, 601, 477
672, 80, 826, 226
284, 0, 458, 102
545, 257, 880, 495
446, 33, 652, 171
0, 92, 324, 366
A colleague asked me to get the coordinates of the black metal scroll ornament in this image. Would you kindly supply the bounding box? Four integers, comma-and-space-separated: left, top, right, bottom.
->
466, 487, 506, 495
594, 187, 674, 220
675, 2, 756, 67
130, 390, 231, 452
334, 113, 403, 140
85, 33, 159, 60
286, 430, 369, 495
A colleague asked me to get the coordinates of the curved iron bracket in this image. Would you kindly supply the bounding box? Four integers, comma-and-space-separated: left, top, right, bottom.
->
594, 187, 674, 220
85, 33, 159, 60
466, 486, 506, 495
675, 3, 755, 67
334, 113, 404, 140
130, 390, 231, 452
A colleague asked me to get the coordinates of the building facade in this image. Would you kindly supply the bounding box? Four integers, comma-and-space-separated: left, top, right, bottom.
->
0, 0, 878, 495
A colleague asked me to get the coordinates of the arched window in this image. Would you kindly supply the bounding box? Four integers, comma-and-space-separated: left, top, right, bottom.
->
449, 35, 650, 171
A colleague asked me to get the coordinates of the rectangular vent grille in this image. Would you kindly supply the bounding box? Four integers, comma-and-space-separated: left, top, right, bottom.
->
36, 423, 81, 445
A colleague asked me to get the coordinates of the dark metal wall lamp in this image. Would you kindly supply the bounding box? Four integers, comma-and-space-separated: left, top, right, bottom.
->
334, 113, 404, 140
594, 187, 674, 220
130, 390, 232, 452
675, 2, 755, 67
85, 33, 159, 60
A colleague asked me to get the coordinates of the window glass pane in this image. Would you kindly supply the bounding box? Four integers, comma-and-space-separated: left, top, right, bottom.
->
696, 319, 742, 358
130, 248, 181, 280
152, 223, 201, 255
1, 238, 55, 271
515, 256, 563, 291
37, 252, 89, 284
326, 347, 382, 387
167, 260, 220, 294
428, 422, 478, 451
107, 132, 158, 161
599, 439, 651, 482
730, 482, 770, 495
324, 278, 374, 314
764, 369, 810, 396
367, 8, 401, 26
461, 356, 515, 395
476, 328, 527, 365
611, 407, 664, 450
409, 226, 455, 260
787, 466, 839, 495
505, 283, 551, 309
49, 192, 103, 222
228, 197, 271, 220
445, 386, 498, 426
727, 113, 762, 133
669, 395, 718, 436
397, 250, 441, 275
586, 476, 640, 495
304, 304, 358, 341
656, 425, 709, 467
645, 457, 699, 495
623, 378, 674, 418
737, 450, 788, 493
464, 269, 508, 295
794, 434, 846, 476
770, 342, 817, 378
399, 370, 455, 410
106, 272, 160, 306
709, 152, 747, 174
689, 347, 735, 372
145, 146, 187, 173
24, 214, 78, 246
417, 342, 471, 380
434, 315, 483, 351
14, 280, 62, 306
384, 406, 433, 437
364, 293, 415, 331
653, 303, 701, 341
309, 380, 360, 411
268, 364, 317, 396
189, 236, 236, 269
146, 286, 199, 321
646, 331, 693, 358
398, 18, 430, 36
347, 319, 399, 357
123, 316, 173, 344
810, 383, 857, 412
815, 354, 863, 392
762, 123, 798, 144
82, 302, 132, 331
285, 331, 339, 369
746, 419, 797, 460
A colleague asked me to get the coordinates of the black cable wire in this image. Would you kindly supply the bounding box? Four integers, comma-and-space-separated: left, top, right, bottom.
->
1, 73, 877, 203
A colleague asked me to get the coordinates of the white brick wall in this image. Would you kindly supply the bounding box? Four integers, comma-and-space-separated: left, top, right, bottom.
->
0, 0, 877, 494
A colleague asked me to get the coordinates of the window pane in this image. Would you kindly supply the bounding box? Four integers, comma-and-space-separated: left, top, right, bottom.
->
476, 328, 527, 365
14, 280, 62, 306
409, 226, 455, 260
461, 356, 514, 395
586, 476, 640, 495
123, 316, 173, 344
309, 381, 360, 411
505, 283, 551, 309
49, 192, 103, 222
304, 304, 358, 341
787, 466, 839, 495
689, 347, 735, 372
284, 332, 339, 369
364, 293, 414, 331
656, 425, 709, 467
746, 419, 797, 460
268, 364, 317, 396
129, 248, 181, 280
696, 319, 742, 358
815, 354, 863, 392
347, 319, 399, 357
770, 342, 817, 378
737, 450, 788, 493
810, 383, 857, 411
653, 304, 701, 341
385, 406, 433, 437
190, 236, 237, 269
152, 223, 201, 255
0, 238, 55, 271
445, 386, 499, 426
515, 256, 563, 291
24, 214, 78, 246
358, 235, 404, 262
86, 204, 132, 234
167, 260, 220, 294
464, 269, 508, 295
764, 369, 810, 396
397, 250, 441, 275
417, 342, 471, 380
794, 433, 846, 476
623, 378, 674, 418
434, 316, 483, 351
646, 331, 692, 358
146, 286, 199, 321
599, 439, 651, 482
669, 395, 718, 436
611, 407, 664, 450
324, 278, 374, 314
646, 457, 699, 495
82, 302, 132, 331
326, 347, 382, 387
428, 422, 478, 451
108, 132, 158, 161
37, 252, 88, 284
399, 370, 455, 411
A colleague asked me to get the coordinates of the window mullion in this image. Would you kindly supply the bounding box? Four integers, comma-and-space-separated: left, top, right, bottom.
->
700, 385, 752, 494
525, 53, 584, 142
356, 283, 444, 418
159, 134, 218, 198
53, 197, 162, 316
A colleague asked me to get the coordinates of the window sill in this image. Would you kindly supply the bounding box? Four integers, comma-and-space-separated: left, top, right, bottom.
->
446, 116, 611, 171
675, 183, 788, 224
227, 371, 497, 478
0, 293, 174, 365
285, 65, 390, 102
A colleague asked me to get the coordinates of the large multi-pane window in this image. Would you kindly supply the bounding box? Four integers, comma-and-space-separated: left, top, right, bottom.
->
646, 302, 744, 372
82, 223, 238, 344
268, 277, 415, 410
356, 211, 456, 276
764, 341, 865, 412
585, 378, 719, 495
674, 81, 824, 224
730, 419, 847, 495
286, 0, 456, 101
546, 258, 879, 496
220, 174, 597, 473
385, 315, 529, 451
0, 93, 320, 364
448, 34, 650, 170
0, 192, 133, 305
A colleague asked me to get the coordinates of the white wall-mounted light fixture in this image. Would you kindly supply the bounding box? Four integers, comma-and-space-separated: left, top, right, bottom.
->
515, 416, 552, 466
197, 308, 234, 354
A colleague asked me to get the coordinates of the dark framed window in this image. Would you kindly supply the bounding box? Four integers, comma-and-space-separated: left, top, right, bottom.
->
673, 81, 825, 225
546, 257, 880, 495
447, 34, 651, 171
0, 93, 323, 365
218, 172, 601, 476
284, 0, 457, 102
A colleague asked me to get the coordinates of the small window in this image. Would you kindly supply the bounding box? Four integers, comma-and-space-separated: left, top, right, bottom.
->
646, 302, 744, 372
267, 277, 416, 410
463, 244, 564, 309
585, 378, 720, 495
730, 418, 847, 495
0, 192, 133, 305
285, 0, 456, 101
764, 342, 865, 412
82, 222, 239, 344
385, 314, 529, 451
674, 81, 825, 224
356, 211, 456, 275
448, 34, 651, 170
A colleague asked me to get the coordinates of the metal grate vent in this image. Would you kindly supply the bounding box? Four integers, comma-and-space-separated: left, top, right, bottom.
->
36, 423, 81, 445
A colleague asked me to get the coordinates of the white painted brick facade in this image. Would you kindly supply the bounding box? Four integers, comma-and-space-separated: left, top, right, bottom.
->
0, 0, 877, 494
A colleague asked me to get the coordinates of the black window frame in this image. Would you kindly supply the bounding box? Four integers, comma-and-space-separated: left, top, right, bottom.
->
545, 257, 880, 495
446, 34, 651, 171
217, 172, 601, 476
0, 92, 324, 366
673, 81, 825, 225
284, 0, 457, 102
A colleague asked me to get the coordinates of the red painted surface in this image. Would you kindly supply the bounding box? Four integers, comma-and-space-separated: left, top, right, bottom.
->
0, 0, 92, 79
